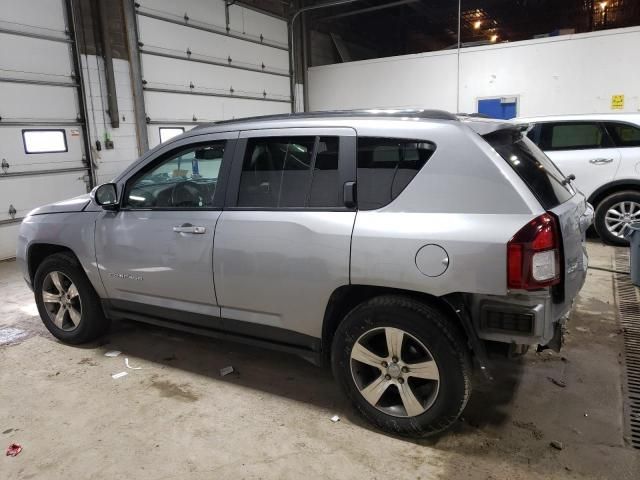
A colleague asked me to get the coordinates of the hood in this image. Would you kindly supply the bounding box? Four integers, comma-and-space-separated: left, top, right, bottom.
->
28, 194, 91, 216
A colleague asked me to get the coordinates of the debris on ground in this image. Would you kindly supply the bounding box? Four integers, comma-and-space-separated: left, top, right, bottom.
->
550, 440, 564, 450
331, 415, 340, 423
6, 443, 22, 456
512, 420, 544, 440
104, 351, 121, 357
547, 377, 567, 388
111, 371, 128, 379
575, 326, 590, 333
125, 358, 142, 370
584, 412, 589, 417
220, 366, 235, 376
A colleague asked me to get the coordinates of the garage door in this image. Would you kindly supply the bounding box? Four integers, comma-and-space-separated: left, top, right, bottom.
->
134, 0, 291, 148
0, 0, 92, 260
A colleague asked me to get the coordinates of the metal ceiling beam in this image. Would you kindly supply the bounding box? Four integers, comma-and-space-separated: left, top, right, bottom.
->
317, 0, 420, 21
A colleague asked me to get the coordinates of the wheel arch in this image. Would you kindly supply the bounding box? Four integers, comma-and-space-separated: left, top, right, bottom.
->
588, 179, 640, 208
321, 285, 475, 366
27, 243, 79, 284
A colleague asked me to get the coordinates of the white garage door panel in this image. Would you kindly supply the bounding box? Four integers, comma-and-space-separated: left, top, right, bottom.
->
95, 158, 137, 184
0, 0, 67, 31
0, 171, 87, 222
138, 16, 289, 72
0, 127, 84, 172
141, 54, 290, 97
228, 5, 287, 45
144, 91, 290, 123
137, 0, 227, 29
0, 223, 21, 260
0, 33, 72, 80
0, 83, 77, 120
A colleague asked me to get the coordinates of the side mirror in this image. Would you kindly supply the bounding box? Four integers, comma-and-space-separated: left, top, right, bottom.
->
94, 183, 119, 210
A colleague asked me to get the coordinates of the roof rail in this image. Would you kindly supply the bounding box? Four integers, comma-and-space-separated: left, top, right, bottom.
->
194, 109, 458, 129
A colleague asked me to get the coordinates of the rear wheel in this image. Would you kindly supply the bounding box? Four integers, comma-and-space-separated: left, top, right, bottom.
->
34, 252, 110, 344
331, 295, 471, 437
594, 190, 640, 246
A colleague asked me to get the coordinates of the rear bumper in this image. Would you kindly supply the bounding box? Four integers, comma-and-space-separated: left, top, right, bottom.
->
470, 290, 572, 347
469, 238, 588, 348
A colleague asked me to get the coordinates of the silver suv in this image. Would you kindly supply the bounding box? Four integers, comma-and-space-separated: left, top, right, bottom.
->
17, 110, 592, 436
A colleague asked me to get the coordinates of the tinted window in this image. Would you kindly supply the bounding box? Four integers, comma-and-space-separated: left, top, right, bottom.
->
237, 136, 340, 208
539, 122, 610, 150
605, 122, 640, 148
485, 129, 574, 210
125, 142, 224, 208
357, 137, 435, 210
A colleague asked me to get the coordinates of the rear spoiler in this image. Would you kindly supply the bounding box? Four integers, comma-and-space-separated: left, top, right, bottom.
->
458, 115, 530, 136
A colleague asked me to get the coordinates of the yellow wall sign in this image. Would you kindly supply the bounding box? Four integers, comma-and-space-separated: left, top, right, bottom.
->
611, 94, 624, 110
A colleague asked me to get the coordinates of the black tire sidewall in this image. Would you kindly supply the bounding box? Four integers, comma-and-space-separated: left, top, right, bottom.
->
33, 254, 105, 344
595, 190, 640, 246
331, 296, 470, 437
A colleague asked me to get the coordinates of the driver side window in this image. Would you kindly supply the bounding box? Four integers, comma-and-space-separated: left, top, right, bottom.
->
125, 142, 225, 209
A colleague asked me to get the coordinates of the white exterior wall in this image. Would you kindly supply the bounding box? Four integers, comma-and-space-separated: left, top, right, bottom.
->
81, 57, 139, 184
308, 26, 640, 116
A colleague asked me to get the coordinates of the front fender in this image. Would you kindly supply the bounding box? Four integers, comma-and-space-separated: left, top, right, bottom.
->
19, 212, 106, 298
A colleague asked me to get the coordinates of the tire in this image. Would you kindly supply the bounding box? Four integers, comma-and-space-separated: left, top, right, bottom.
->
594, 190, 640, 246
33, 252, 110, 344
331, 295, 471, 437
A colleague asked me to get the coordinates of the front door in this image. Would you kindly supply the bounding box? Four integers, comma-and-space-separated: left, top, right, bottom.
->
95, 133, 235, 322
213, 128, 357, 347
536, 121, 621, 199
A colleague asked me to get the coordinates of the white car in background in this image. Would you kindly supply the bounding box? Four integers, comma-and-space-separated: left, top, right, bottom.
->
516, 114, 640, 245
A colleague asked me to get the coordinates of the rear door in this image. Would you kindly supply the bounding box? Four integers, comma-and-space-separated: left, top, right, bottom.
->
213, 128, 356, 346
603, 121, 640, 181
532, 121, 620, 199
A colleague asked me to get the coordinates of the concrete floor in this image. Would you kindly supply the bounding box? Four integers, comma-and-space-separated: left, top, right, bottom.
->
1, 242, 638, 479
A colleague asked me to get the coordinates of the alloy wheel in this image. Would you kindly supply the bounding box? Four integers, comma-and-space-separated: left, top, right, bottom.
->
604, 201, 640, 239
41, 271, 82, 331
350, 327, 440, 417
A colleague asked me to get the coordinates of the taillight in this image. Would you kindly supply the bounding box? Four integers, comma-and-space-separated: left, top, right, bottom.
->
507, 213, 561, 290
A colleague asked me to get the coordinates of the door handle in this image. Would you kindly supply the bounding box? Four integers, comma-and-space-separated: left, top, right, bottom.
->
173, 224, 206, 234
589, 158, 614, 164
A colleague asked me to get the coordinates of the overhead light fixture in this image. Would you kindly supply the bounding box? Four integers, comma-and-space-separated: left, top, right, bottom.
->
474, 20, 482, 29
490, 34, 498, 42
600, 1, 607, 10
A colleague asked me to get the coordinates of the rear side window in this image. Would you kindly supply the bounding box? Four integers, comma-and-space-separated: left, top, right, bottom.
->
538, 122, 611, 151
357, 137, 435, 210
484, 129, 574, 210
605, 122, 640, 148
237, 136, 340, 208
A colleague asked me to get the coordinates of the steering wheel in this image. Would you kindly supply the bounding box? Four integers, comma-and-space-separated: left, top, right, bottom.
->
170, 181, 203, 207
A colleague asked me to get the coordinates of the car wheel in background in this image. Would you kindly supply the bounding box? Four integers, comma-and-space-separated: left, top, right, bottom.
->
33, 252, 110, 344
331, 295, 471, 437
594, 190, 640, 246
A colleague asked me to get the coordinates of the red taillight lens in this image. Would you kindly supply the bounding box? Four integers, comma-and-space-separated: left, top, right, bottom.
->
507, 213, 561, 290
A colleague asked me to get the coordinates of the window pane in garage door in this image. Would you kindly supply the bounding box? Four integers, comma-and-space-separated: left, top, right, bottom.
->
22, 130, 68, 154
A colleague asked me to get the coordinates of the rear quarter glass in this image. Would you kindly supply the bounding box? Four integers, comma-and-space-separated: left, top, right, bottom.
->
484, 129, 574, 210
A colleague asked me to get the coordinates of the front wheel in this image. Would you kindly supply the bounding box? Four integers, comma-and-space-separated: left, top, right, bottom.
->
331, 295, 472, 437
594, 190, 640, 246
33, 252, 110, 344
